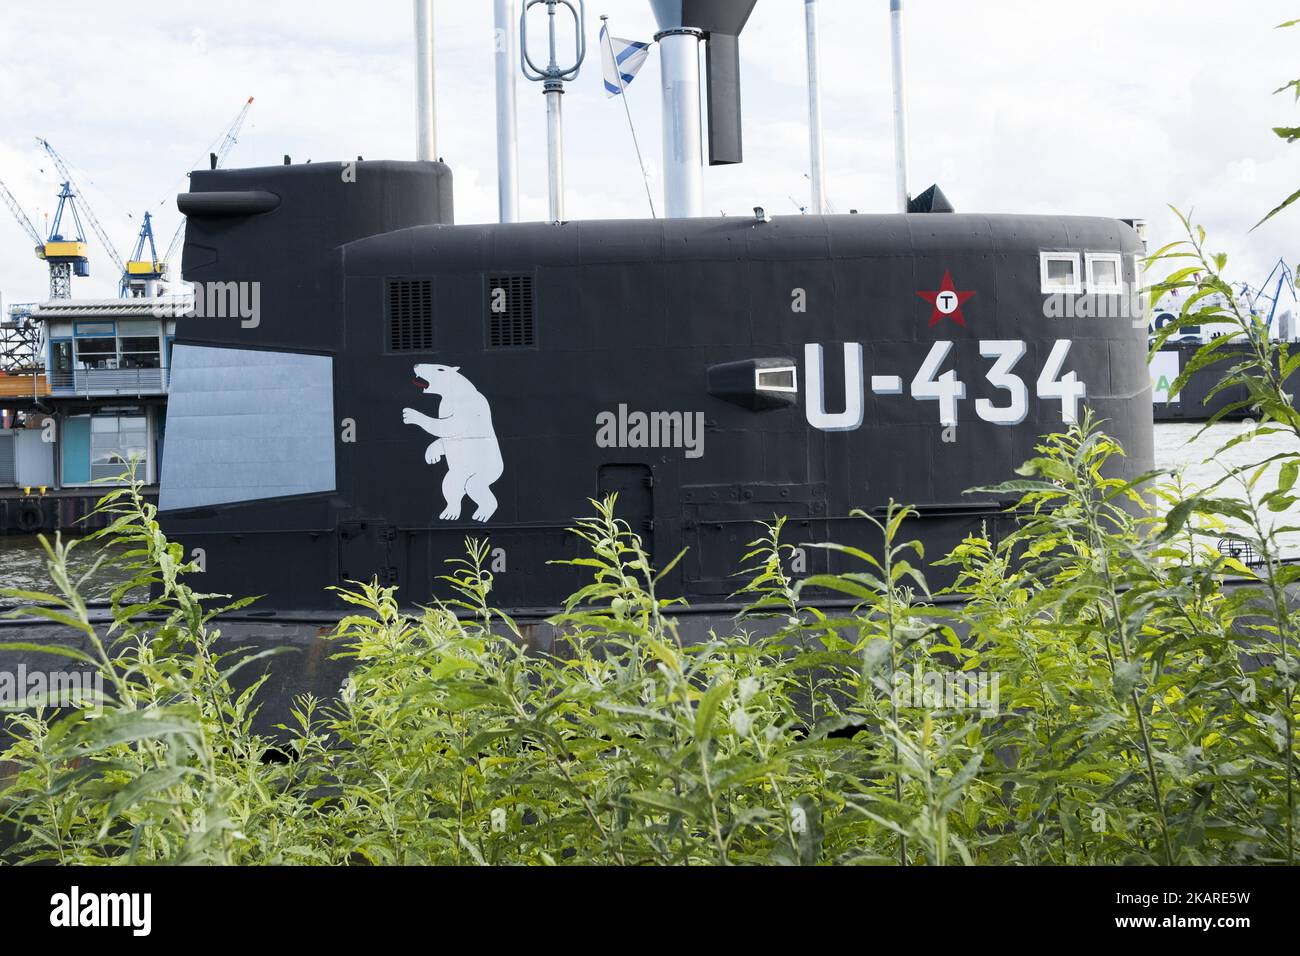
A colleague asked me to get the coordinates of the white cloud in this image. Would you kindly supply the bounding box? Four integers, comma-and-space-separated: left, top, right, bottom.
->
0, 0, 1295, 308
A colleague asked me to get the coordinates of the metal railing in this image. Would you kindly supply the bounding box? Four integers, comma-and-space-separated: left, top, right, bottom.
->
47, 367, 166, 396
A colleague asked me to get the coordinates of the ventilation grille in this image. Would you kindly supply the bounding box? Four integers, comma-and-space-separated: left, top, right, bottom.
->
388, 279, 434, 351
487, 275, 535, 348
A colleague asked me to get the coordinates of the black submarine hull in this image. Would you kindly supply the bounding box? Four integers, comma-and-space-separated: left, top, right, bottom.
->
158, 160, 1153, 611
1151, 341, 1300, 422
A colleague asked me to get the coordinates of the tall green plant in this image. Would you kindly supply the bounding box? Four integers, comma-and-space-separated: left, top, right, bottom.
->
1148, 212, 1300, 864
1, 447, 1297, 864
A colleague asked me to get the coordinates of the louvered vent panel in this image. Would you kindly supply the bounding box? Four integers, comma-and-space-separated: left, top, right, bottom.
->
486, 275, 535, 348
387, 279, 434, 351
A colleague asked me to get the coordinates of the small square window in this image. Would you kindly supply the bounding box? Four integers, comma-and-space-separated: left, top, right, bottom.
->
1092, 259, 1118, 287
1086, 253, 1123, 293
1048, 260, 1075, 283
1040, 253, 1082, 294
755, 366, 798, 392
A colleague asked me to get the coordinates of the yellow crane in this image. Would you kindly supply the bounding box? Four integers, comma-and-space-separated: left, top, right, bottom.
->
1, 173, 91, 299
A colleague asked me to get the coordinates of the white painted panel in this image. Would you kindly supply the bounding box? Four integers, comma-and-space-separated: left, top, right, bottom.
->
159, 345, 335, 510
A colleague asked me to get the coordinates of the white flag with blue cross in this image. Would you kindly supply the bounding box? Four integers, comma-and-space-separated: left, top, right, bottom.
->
600, 24, 650, 97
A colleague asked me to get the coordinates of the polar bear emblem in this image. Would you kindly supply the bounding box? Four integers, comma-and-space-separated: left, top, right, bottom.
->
401, 364, 504, 522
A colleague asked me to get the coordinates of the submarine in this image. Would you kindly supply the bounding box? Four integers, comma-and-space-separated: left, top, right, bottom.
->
155, 0, 1155, 615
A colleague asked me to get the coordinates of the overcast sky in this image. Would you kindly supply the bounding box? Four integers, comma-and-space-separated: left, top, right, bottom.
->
0, 0, 1295, 306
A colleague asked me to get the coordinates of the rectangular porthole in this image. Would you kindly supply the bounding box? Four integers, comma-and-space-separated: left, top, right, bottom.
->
486, 275, 536, 349
387, 279, 435, 352
1086, 252, 1123, 293
755, 366, 798, 392
1039, 252, 1082, 294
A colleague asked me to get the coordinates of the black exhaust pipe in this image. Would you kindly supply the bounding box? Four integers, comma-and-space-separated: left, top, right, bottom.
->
652, 0, 758, 166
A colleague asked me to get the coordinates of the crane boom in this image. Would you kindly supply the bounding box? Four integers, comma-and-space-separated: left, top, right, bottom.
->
163, 96, 255, 270
0, 176, 44, 247
35, 137, 126, 274
1, 173, 89, 298
215, 96, 255, 168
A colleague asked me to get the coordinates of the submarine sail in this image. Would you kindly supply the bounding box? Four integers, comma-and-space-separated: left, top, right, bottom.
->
157, 1, 1154, 613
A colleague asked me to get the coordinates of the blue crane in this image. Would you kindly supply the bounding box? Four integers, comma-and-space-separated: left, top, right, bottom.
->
36, 138, 126, 293
1, 172, 91, 299
1237, 257, 1298, 338
122, 210, 162, 296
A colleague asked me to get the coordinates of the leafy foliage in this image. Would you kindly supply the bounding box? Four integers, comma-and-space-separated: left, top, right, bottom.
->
2, 423, 1298, 864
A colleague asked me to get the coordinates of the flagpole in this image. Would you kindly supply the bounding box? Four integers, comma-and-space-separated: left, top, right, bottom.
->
602, 16, 657, 219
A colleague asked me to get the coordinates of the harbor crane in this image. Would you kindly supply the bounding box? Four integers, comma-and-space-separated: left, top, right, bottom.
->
44, 181, 93, 298
122, 211, 163, 296
3, 98, 253, 300
1, 172, 92, 299
0, 177, 43, 258
35, 138, 126, 293
1239, 258, 1298, 339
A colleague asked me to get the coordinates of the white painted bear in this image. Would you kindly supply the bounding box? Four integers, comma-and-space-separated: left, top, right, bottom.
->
401, 364, 504, 522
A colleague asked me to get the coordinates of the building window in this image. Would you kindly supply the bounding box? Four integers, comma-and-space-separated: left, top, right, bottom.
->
1086, 252, 1123, 293
64, 324, 163, 372
1040, 252, 1082, 294
89, 414, 148, 482
119, 336, 161, 368
75, 338, 116, 370
50, 340, 73, 374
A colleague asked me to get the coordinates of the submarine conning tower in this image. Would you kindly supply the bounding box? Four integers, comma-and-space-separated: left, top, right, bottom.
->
177, 160, 453, 354
160, 176, 1154, 610
159, 159, 455, 610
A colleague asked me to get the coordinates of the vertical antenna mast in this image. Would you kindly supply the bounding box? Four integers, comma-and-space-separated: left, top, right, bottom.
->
655, 26, 705, 218
521, 0, 586, 223
494, 0, 520, 222
804, 0, 825, 215
890, 0, 910, 212
415, 0, 438, 161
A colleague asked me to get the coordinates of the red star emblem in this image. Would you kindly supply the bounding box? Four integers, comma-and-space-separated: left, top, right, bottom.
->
916, 271, 976, 327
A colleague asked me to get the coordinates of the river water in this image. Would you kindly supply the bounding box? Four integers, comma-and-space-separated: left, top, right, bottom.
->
2, 423, 1298, 605
1152, 420, 1300, 558
0, 535, 138, 608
